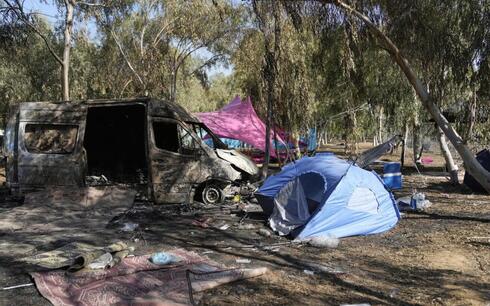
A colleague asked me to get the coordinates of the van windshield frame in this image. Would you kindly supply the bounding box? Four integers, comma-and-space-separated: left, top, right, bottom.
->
187, 122, 228, 150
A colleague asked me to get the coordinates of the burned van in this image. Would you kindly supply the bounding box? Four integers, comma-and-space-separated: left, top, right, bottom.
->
3, 98, 259, 204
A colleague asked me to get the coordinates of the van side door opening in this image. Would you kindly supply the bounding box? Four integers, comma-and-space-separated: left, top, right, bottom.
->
84, 104, 148, 184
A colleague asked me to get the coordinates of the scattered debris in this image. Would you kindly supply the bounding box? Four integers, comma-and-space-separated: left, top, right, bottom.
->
192, 217, 213, 228
258, 229, 272, 237
397, 192, 431, 211
87, 253, 113, 269
31, 249, 268, 306
303, 269, 315, 275
150, 252, 181, 265
237, 223, 256, 230
235, 258, 251, 264
85, 175, 109, 186
21, 241, 130, 272
389, 288, 400, 298
299, 260, 347, 274
466, 236, 490, 242
2, 283, 34, 290
218, 223, 230, 230
121, 222, 139, 232
307, 235, 340, 249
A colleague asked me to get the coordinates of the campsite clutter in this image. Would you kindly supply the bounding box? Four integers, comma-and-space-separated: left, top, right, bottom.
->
0, 150, 407, 305
2, 96, 489, 305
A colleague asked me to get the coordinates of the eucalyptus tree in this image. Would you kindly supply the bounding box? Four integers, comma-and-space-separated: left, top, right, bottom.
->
328, 0, 490, 192
94, 0, 244, 102
0, 0, 107, 100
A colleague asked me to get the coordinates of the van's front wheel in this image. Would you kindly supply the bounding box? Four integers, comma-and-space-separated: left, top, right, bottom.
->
201, 185, 224, 205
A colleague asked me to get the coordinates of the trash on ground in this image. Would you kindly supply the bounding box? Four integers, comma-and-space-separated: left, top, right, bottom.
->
192, 217, 213, 228
150, 252, 181, 265
303, 269, 315, 275
258, 228, 272, 237
217, 223, 230, 230
68, 241, 129, 272
397, 192, 431, 211
31, 249, 268, 306
235, 258, 251, 264
300, 260, 346, 274
306, 234, 340, 249
389, 288, 400, 298
87, 252, 113, 269
85, 175, 109, 186
21, 241, 130, 271
121, 222, 139, 232
2, 283, 34, 290
238, 223, 256, 230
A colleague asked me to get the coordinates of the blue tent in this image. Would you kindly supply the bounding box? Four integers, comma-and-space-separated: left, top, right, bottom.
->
256, 153, 400, 239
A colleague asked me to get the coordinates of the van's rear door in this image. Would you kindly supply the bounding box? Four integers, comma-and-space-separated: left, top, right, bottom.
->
17, 102, 87, 190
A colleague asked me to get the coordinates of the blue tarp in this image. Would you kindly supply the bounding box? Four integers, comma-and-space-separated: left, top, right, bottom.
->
307, 128, 317, 152
256, 153, 400, 239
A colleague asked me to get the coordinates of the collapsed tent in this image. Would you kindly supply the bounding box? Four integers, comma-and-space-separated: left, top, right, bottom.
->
464, 149, 490, 193
356, 135, 403, 168
255, 153, 400, 239
197, 96, 285, 157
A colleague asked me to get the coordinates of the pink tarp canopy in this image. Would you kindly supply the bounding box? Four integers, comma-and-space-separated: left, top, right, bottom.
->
196, 96, 285, 157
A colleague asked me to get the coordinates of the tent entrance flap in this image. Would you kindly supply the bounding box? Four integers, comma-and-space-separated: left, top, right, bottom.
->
269, 172, 326, 235
84, 104, 147, 184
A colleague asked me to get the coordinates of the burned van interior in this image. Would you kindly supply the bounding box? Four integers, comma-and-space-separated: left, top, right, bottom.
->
83, 104, 147, 184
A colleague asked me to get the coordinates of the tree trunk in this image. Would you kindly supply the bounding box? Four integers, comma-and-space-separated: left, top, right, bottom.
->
333, 0, 490, 193
437, 126, 459, 184
62, 0, 74, 101
464, 93, 477, 144
412, 119, 422, 163
293, 131, 301, 159
401, 122, 409, 168
255, 0, 280, 178
170, 69, 177, 103
378, 106, 384, 144
262, 70, 273, 177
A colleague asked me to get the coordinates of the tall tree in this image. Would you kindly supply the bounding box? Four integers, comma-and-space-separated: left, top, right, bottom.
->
1, 0, 77, 100
330, 0, 490, 192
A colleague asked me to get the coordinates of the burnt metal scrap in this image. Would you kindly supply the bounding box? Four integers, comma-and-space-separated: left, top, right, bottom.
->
3, 97, 259, 204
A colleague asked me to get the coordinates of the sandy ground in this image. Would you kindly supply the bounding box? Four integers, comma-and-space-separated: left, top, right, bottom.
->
0, 144, 489, 305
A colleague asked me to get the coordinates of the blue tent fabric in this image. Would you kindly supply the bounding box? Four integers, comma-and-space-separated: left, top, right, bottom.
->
256, 153, 400, 239
307, 128, 317, 152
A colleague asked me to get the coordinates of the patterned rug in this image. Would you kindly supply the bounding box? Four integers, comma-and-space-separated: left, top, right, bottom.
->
31, 249, 267, 306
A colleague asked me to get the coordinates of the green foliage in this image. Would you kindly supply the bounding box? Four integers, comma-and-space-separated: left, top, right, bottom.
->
0, 0, 489, 148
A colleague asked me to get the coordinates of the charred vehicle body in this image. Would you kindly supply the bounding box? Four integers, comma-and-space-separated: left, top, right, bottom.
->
3, 98, 259, 204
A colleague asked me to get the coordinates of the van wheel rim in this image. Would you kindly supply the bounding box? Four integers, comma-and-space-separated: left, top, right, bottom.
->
204, 187, 221, 204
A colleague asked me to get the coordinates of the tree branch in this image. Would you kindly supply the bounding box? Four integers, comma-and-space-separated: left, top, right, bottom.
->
77, 2, 107, 7
3, 0, 63, 65
109, 28, 145, 87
